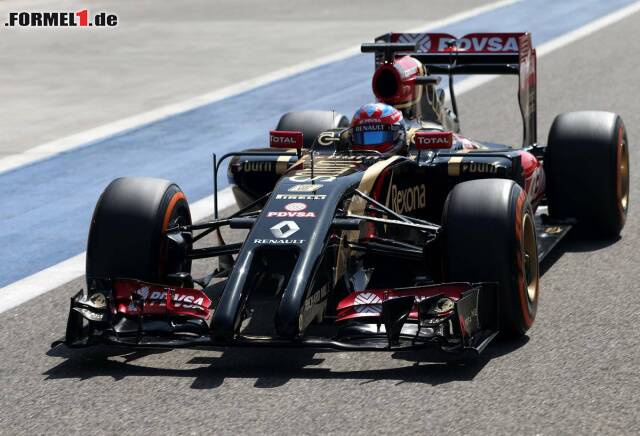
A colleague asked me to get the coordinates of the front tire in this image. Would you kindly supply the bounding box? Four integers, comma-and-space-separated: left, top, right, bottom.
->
442, 179, 539, 337
545, 111, 629, 238
86, 177, 192, 288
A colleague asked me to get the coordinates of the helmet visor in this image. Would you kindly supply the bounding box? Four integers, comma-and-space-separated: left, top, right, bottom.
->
352, 125, 398, 146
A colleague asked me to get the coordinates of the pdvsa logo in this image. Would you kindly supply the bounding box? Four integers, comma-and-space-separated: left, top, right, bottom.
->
438, 36, 518, 52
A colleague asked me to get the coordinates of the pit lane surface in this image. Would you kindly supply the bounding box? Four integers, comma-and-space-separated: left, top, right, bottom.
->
2, 3, 640, 436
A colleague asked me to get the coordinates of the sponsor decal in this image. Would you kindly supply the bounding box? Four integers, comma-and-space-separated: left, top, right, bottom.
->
462, 307, 480, 336
148, 291, 206, 309
293, 157, 359, 178
289, 175, 336, 182
396, 33, 432, 52
438, 36, 518, 52
288, 184, 322, 192
303, 285, 329, 311
354, 292, 383, 305
253, 221, 305, 245
415, 131, 453, 149
544, 226, 563, 235
353, 292, 383, 314
284, 202, 307, 212
317, 131, 341, 147
354, 124, 386, 132
387, 183, 427, 214
127, 286, 150, 311
267, 211, 315, 218
270, 220, 300, 238
462, 162, 498, 174
276, 194, 326, 200
270, 130, 304, 149
253, 238, 305, 244
127, 287, 206, 311
243, 161, 273, 172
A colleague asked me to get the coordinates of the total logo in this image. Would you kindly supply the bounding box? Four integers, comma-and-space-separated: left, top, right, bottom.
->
253, 220, 306, 245
271, 136, 297, 145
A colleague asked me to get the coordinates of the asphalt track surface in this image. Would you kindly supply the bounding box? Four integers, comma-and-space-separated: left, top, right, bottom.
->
1, 2, 640, 435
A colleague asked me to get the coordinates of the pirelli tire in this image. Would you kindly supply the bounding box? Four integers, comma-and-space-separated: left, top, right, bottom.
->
276, 110, 349, 148
442, 179, 539, 338
545, 111, 629, 238
86, 177, 192, 288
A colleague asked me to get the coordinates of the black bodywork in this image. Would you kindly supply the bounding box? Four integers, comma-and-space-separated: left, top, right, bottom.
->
60, 34, 572, 356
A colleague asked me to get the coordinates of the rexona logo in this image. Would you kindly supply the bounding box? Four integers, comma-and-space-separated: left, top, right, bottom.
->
387, 184, 427, 214
438, 36, 518, 52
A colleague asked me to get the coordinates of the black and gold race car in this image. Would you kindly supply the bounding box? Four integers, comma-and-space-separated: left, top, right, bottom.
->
58, 32, 629, 357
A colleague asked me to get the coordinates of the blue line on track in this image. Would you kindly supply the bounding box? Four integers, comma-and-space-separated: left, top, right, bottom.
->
0, 0, 635, 288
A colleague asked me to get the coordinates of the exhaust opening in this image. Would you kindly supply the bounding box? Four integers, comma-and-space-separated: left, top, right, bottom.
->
373, 67, 399, 100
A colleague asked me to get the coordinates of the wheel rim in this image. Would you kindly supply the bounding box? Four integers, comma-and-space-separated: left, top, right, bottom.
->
619, 136, 630, 214
522, 213, 538, 303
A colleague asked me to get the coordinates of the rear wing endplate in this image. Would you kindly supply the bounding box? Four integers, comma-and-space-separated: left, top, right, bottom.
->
374, 32, 537, 147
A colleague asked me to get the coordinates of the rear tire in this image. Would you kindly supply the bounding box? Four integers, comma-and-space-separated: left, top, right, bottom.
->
86, 177, 192, 288
545, 111, 629, 238
442, 179, 539, 337
276, 110, 349, 148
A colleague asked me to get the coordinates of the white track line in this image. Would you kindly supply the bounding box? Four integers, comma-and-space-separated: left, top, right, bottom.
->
0, 188, 234, 313
0, 0, 518, 175
3, 0, 639, 314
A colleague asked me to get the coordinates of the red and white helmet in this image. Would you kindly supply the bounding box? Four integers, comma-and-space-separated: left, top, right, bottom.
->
350, 103, 407, 155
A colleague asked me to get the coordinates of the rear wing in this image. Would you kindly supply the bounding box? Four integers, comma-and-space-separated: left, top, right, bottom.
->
374, 32, 537, 147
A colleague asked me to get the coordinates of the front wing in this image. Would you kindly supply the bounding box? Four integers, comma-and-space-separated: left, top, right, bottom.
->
58, 280, 499, 356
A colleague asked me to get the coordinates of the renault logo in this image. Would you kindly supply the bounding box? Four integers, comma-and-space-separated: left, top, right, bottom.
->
270, 220, 300, 238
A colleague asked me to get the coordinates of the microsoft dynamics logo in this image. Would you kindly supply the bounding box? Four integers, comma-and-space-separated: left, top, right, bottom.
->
4, 10, 118, 28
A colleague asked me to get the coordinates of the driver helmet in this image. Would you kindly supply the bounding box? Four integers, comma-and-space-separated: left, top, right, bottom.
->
350, 103, 407, 155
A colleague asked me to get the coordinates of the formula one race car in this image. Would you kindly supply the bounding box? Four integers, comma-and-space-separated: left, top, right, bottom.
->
59, 32, 630, 357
